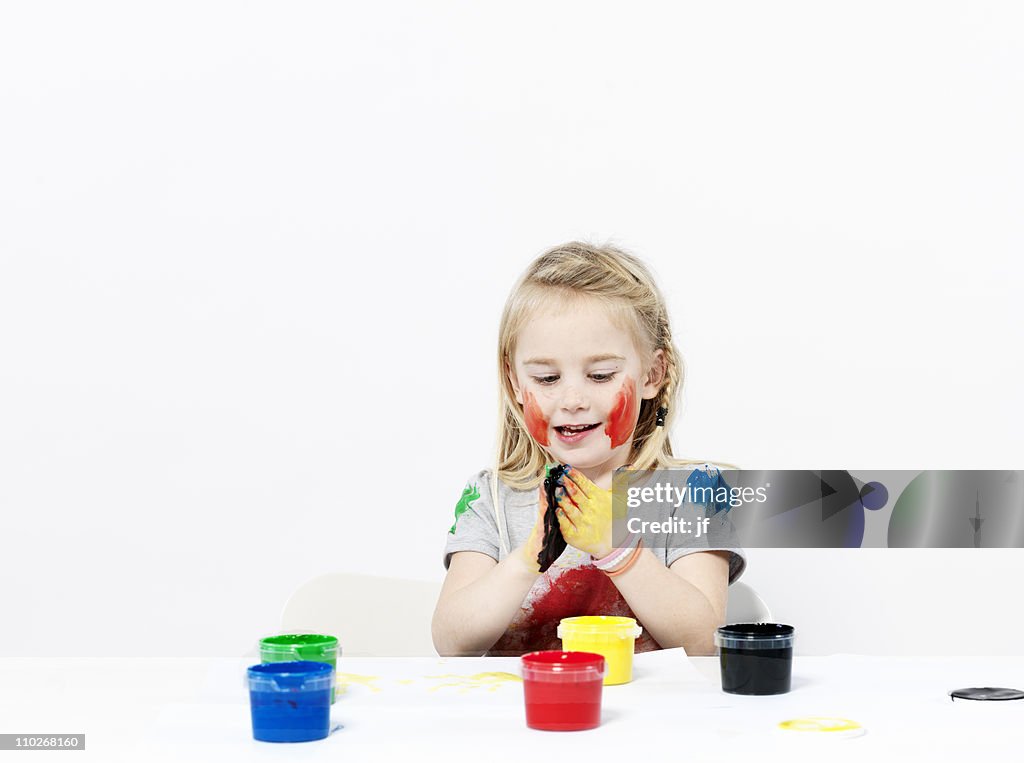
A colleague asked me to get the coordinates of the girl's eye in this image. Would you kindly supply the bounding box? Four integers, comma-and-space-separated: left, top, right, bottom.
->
531, 373, 617, 385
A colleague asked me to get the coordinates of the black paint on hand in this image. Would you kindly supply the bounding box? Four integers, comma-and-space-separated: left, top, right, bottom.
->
537, 464, 569, 573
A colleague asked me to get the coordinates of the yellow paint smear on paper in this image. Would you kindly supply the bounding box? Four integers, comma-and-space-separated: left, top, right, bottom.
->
425, 672, 522, 693
778, 717, 862, 733
336, 672, 383, 695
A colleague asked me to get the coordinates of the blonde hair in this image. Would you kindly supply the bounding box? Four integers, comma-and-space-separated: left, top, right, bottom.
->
489, 241, 735, 553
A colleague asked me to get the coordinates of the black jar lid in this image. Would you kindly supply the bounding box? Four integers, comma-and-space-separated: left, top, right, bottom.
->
715, 622, 795, 650
950, 687, 1024, 701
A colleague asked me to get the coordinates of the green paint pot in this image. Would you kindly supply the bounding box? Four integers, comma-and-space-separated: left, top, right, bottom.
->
260, 634, 341, 704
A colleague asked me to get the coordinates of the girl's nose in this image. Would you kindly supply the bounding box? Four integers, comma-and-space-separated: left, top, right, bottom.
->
559, 386, 587, 412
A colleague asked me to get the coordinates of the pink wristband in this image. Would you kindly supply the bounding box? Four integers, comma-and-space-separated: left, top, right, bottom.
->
591, 533, 639, 570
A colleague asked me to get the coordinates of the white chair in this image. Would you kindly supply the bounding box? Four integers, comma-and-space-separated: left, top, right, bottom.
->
725, 581, 772, 624
280, 573, 441, 657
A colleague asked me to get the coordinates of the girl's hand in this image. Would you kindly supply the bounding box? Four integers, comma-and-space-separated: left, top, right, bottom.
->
555, 467, 615, 559
514, 484, 548, 574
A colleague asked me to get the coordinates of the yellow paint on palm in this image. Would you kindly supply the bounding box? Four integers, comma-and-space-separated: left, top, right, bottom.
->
610, 469, 631, 523
558, 469, 614, 557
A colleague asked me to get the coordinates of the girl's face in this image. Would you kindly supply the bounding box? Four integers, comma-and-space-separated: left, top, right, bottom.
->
507, 297, 665, 483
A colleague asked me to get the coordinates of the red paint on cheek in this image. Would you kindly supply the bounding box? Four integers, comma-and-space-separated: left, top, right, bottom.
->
523, 389, 550, 446
604, 377, 637, 448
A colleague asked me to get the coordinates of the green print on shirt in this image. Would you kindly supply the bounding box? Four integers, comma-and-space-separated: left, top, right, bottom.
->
449, 482, 481, 534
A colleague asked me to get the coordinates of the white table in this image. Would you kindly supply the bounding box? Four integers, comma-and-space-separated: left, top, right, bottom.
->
1, 651, 1021, 762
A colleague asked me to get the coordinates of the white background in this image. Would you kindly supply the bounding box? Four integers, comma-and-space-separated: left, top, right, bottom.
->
1, 1, 1021, 657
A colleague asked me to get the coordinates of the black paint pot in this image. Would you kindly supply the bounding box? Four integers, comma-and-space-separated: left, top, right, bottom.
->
714, 623, 795, 695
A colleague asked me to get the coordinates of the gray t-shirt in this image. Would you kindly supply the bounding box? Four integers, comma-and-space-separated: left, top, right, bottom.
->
443, 467, 748, 656
445, 467, 747, 579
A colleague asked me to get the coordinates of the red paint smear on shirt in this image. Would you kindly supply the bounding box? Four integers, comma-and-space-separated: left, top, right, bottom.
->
604, 377, 637, 448
487, 564, 662, 656
523, 389, 550, 446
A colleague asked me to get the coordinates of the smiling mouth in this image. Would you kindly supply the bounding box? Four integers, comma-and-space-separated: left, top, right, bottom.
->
554, 423, 601, 434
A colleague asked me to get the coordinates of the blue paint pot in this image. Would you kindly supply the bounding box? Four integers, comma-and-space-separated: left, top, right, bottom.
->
247, 660, 333, 742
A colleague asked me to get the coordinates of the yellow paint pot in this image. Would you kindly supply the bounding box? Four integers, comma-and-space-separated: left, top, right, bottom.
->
557, 616, 642, 685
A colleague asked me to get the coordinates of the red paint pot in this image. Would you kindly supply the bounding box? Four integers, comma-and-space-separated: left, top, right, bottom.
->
520, 651, 606, 731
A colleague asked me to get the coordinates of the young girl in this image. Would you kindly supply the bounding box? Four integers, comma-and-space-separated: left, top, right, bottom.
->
432, 242, 746, 657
